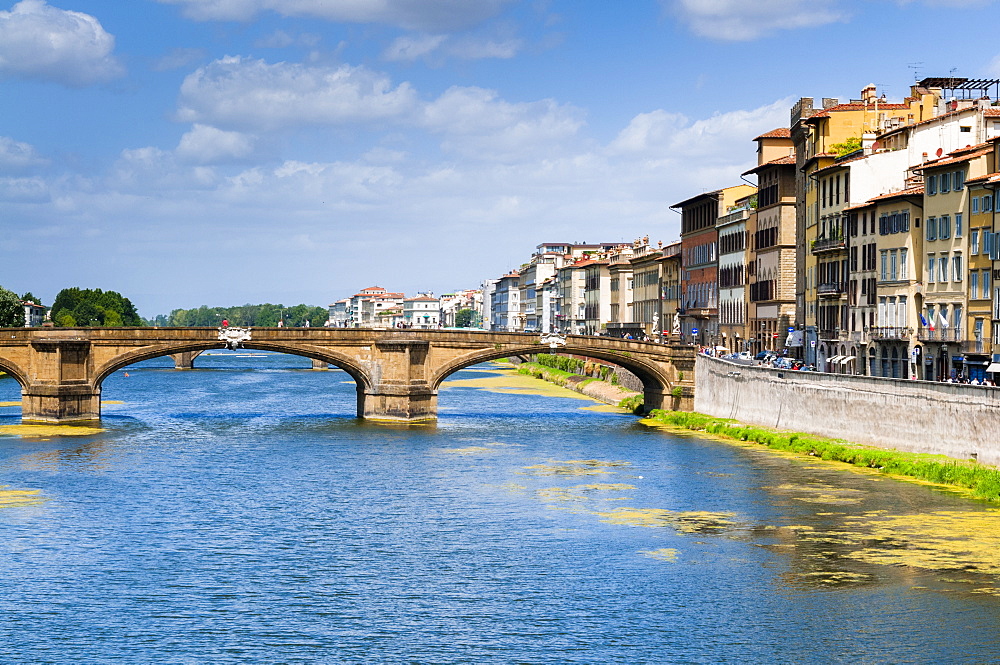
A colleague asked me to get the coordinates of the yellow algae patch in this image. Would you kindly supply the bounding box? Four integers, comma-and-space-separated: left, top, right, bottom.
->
593, 507, 737, 533
640, 548, 680, 562
0, 486, 47, 508
537, 482, 636, 504
0, 424, 104, 437
521, 459, 630, 477
579, 404, 632, 414
791, 571, 874, 586
764, 482, 865, 505
442, 372, 596, 401
841, 510, 1000, 575
0, 401, 21, 407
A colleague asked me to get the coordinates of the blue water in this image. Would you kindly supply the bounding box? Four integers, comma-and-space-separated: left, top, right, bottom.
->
1, 353, 999, 663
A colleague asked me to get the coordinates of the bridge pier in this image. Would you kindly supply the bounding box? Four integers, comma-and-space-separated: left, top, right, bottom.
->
171, 350, 203, 369
22, 384, 101, 423
361, 339, 437, 421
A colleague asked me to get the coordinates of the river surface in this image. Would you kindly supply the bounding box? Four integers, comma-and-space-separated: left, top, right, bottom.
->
2, 352, 1000, 663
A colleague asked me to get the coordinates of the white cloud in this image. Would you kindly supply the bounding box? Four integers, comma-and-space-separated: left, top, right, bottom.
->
667, 0, 847, 40
383, 34, 522, 62
0, 176, 49, 203
176, 124, 257, 164
0, 136, 49, 173
153, 47, 207, 72
383, 34, 448, 62
157, 0, 515, 31
420, 86, 586, 161
176, 56, 419, 131
609, 99, 791, 164
0, 0, 123, 86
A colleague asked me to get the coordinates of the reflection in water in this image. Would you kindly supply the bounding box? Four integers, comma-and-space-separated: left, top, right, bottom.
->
1, 354, 1000, 662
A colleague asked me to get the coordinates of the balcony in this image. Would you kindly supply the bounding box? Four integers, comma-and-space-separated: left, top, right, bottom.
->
817, 282, 846, 298
916, 327, 963, 342
867, 326, 912, 341
961, 339, 993, 355
818, 328, 846, 342
811, 237, 846, 255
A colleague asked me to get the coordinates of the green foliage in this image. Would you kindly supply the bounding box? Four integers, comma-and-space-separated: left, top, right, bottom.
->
647, 410, 1000, 502
831, 136, 862, 157
0, 286, 25, 327
146, 303, 328, 327
20, 292, 41, 306
618, 395, 644, 414
670, 386, 683, 397
454, 308, 477, 328
50, 288, 141, 327
534, 353, 587, 374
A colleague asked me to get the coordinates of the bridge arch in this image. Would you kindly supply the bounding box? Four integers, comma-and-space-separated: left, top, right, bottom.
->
429, 343, 675, 405
0, 357, 27, 390
93, 342, 374, 391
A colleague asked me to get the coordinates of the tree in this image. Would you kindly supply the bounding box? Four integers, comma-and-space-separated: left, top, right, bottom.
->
50, 288, 142, 327
0, 286, 25, 327
455, 308, 476, 328
831, 136, 862, 157
20, 292, 41, 306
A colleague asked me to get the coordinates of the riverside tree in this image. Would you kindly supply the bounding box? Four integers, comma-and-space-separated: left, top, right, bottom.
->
0, 285, 25, 327
147, 303, 328, 327
50, 288, 142, 327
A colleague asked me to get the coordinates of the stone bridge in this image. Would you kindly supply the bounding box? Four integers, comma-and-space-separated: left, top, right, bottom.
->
0, 327, 695, 423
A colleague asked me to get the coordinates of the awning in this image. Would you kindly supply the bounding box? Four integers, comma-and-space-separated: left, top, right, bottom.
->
839, 356, 854, 364
987, 363, 1000, 373
827, 355, 844, 364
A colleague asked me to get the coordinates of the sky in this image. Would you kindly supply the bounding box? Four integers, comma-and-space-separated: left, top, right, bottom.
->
2, 0, 999, 317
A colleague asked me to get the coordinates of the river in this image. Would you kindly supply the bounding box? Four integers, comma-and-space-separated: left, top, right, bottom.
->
1, 352, 1000, 663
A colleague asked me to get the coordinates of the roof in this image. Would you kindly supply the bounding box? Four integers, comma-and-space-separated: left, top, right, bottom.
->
917, 146, 992, 170
845, 186, 924, 211
805, 102, 910, 122
742, 155, 796, 176
754, 127, 791, 140
405, 296, 439, 302
965, 172, 1000, 187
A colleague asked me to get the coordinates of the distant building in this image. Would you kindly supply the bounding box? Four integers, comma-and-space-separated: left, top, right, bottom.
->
22, 301, 46, 327
403, 294, 440, 328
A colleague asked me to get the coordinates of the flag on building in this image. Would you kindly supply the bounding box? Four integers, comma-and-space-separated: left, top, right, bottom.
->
938, 310, 950, 328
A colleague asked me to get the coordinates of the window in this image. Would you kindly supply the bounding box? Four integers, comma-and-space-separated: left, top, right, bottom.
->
926, 216, 937, 241
954, 170, 965, 190
972, 230, 980, 254
984, 195, 994, 212
939, 215, 951, 239
900, 248, 908, 280
928, 174, 938, 195
890, 249, 898, 281
953, 254, 963, 281
955, 213, 963, 237
973, 196, 980, 214
954, 306, 963, 330
939, 256, 948, 282
971, 271, 979, 299
984, 270, 992, 300
880, 250, 888, 281
940, 173, 951, 193
928, 254, 936, 282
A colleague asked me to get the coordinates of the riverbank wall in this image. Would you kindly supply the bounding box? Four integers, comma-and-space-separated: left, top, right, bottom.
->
508, 360, 640, 406
695, 355, 1000, 465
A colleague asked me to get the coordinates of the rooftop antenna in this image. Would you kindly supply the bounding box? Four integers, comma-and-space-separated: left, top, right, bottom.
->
908, 62, 924, 83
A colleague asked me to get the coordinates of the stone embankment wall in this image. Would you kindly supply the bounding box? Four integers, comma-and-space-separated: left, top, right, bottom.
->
695, 355, 1000, 465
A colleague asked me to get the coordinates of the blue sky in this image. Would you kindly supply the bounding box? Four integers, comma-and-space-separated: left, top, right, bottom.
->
2, 0, 998, 316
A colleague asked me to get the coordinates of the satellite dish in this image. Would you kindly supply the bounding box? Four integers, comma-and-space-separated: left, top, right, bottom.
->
936, 148, 944, 157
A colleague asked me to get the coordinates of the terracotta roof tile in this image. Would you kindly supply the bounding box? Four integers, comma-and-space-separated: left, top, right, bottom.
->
742, 155, 796, 176
806, 102, 910, 121
917, 147, 991, 170
754, 127, 791, 140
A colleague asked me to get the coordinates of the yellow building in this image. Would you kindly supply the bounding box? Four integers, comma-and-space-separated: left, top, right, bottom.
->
914, 143, 992, 380
792, 83, 938, 363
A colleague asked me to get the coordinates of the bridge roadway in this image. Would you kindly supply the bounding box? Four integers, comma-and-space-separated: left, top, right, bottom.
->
0, 327, 695, 423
